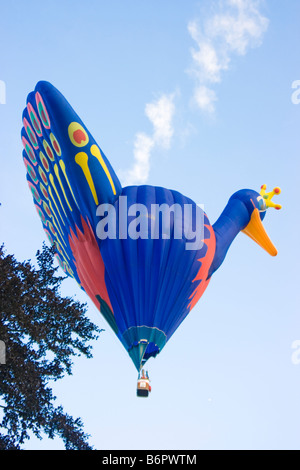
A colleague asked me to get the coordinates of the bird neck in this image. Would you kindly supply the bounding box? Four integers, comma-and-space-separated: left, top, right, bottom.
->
208, 198, 249, 278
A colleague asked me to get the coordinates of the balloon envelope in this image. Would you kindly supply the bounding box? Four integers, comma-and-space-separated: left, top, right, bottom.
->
21, 81, 216, 370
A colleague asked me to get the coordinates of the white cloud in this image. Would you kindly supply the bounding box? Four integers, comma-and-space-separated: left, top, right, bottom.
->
194, 85, 217, 114
119, 0, 268, 185
188, 0, 269, 112
121, 133, 154, 186
145, 95, 175, 149
120, 94, 175, 186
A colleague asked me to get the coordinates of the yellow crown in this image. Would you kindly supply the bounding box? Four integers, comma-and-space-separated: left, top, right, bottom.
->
260, 184, 282, 210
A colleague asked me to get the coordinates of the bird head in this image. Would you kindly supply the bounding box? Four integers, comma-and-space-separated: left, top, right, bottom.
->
229, 185, 282, 256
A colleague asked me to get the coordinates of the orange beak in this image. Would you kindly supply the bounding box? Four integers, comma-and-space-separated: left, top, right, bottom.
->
242, 208, 278, 256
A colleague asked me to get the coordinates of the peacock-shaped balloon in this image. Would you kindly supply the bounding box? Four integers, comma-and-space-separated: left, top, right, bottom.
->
21, 82, 281, 390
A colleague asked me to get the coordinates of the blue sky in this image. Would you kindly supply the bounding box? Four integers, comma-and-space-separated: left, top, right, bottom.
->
0, 0, 299, 450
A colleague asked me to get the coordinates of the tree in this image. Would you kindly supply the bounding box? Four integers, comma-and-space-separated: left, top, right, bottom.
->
0, 243, 103, 450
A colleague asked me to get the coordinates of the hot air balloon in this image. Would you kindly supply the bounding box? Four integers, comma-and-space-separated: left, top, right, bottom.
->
21, 81, 281, 394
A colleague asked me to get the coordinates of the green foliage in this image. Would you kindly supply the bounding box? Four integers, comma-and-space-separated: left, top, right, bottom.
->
0, 243, 103, 450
